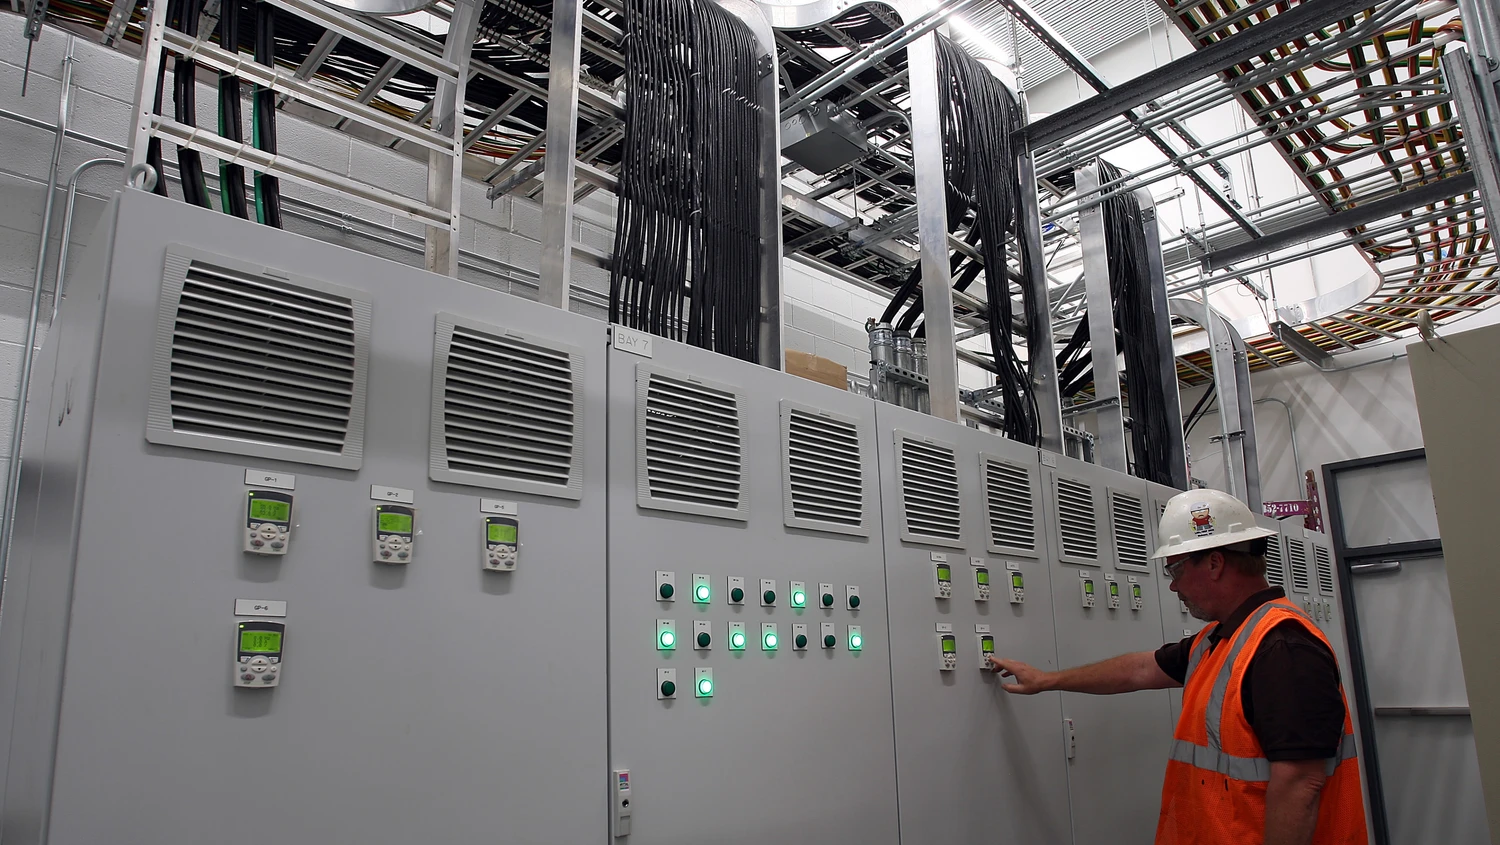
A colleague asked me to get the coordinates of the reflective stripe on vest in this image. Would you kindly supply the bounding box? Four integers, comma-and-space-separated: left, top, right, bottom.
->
1183, 624, 1214, 683
1176, 600, 1358, 781
1168, 732, 1359, 783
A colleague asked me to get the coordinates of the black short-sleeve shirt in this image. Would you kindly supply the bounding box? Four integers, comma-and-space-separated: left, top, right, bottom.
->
1155, 587, 1346, 761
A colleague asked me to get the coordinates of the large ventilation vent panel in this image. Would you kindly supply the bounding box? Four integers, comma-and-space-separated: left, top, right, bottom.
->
1264, 535, 1286, 588
146, 247, 371, 469
1110, 491, 1150, 571
1287, 538, 1311, 594
636, 367, 748, 520
429, 316, 584, 499
896, 432, 963, 548
1315, 545, 1336, 596
1055, 476, 1100, 563
982, 455, 1035, 556
781, 402, 868, 536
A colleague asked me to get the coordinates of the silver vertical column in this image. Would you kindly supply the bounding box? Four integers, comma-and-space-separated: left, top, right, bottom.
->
1016, 115, 1065, 454
538, 0, 584, 308
426, 0, 480, 276
1442, 48, 1500, 266
906, 31, 959, 421
1135, 187, 1188, 489
1170, 297, 1261, 509
1075, 162, 1127, 471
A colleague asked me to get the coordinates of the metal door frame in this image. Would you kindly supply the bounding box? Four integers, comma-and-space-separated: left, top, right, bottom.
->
1323, 447, 1442, 845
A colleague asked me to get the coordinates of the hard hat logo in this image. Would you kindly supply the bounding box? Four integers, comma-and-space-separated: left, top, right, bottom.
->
1190, 505, 1215, 537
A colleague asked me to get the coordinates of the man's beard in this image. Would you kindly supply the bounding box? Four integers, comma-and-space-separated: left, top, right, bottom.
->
1184, 599, 1213, 621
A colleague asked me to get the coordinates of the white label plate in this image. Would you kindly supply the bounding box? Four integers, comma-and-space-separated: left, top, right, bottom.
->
235, 599, 287, 617
480, 499, 518, 515
245, 469, 294, 490
612, 325, 654, 357
371, 485, 415, 504
1006, 561, 1022, 572
1041, 452, 1058, 467
975, 624, 991, 633
1105, 573, 1117, 581
970, 556, 985, 567
935, 622, 954, 633
930, 552, 948, 562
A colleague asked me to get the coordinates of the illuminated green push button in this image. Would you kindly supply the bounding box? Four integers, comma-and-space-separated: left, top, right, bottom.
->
730, 587, 745, 603
731, 631, 747, 649
849, 633, 863, 650
697, 677, 714, 697
822, 593, 835, 607
659, 630, 676, 648
848, 594, 861, 609
796, 634, 808, 648
697, 631, 711, 648
695, 584, 711, 602
659, 583, 674, 600
764, 631, 778, 650
824, 634, 837, 648
791, 589, 807, 608
763, 590, 776, 605
660, 680, 676, 697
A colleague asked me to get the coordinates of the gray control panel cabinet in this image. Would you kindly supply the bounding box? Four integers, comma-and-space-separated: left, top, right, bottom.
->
1042, 456, 1174, 845
1146, 480, 1197, 722
873, 403, 1073, 845
0, 191, 610, 845
605, 335, 900, 845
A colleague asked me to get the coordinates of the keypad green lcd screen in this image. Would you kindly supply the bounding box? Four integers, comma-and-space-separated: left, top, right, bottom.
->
976, 570, 990, 585
379, 512, 413, 533
249, 499, 290, 522
1012, 573, 1024, 588
936, 565, 951, 581
1133, 585, 1142, 598
1110, 583, 1120, 596
981, 636, 994, 650
1085, 581, 1095, 594
488, 523, 517, 543
240, 630, 281, 653
941, 636, 956, 654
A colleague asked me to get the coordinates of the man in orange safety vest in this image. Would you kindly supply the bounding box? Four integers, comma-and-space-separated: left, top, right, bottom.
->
988, 488, 1368, 845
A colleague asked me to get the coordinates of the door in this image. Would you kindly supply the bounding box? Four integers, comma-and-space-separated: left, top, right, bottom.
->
1326, 450, 1490, 845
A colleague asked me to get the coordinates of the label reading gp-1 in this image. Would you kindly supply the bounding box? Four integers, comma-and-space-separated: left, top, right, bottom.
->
245, 469, 295, 490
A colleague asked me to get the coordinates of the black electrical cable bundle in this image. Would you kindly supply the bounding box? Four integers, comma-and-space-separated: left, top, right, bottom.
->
169, 0, 211, 208
927, 36, 1039, 445
1072, 160, 1175, 486
251, 0, 282, 227
217, 0, 249, 218
608, 0, 764, 362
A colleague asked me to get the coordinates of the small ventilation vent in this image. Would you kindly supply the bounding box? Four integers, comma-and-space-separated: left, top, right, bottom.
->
636, 367, 747, 520
147, 248, 370, 469
1315, 546, 1335, 596
1056, 477, 1100, 562
1264, 536, 1286, 588
897, 433, 963, 547
1111, 491, 1150, 570
429, 317, 583, 499
983, 456, 1034, 554
781, 403, 867, 536
1287, 538, 1311, 593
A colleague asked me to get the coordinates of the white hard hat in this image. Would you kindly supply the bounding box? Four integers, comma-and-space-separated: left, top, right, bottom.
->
1151, 488, 1277, 559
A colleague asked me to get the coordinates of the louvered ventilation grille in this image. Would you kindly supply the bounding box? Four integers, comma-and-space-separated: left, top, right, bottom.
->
786, 409, 863, 529
984, 458, 1034, 552
1111, 492, 1150, 568
166, 261, 357, 455
900, 439, 962, 542
439, 325, 577, 489
1288, 539, 1311, 593
1057, 478, 1099, 560
643, 373, 743, 510
1315, 546, 1335, 595
1264, 537, 1285, 587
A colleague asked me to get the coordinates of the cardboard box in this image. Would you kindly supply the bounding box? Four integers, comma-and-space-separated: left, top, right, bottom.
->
785, 350, 848, 391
